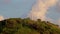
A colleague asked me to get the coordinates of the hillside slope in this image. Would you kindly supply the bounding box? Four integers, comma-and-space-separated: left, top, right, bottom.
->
0, 18, 60, 34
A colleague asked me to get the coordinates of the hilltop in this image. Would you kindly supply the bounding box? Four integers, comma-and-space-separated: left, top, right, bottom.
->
0, 18, 60, 34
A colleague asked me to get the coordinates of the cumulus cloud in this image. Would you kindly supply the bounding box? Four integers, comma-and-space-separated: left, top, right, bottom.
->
0, 16, 4, 21
28, 0, 58, 21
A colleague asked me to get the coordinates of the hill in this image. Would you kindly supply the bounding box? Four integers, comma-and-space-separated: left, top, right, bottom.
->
0, 18, 60, 34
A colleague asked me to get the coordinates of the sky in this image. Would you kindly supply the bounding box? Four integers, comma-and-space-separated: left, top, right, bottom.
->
0, 0, 60, 25
0, 0, 36, 18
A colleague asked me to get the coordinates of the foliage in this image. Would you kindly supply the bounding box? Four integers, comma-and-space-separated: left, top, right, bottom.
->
0, 18, 60, 34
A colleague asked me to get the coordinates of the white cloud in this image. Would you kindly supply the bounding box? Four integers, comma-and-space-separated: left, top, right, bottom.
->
28, 0, 58, 21
0, 16, 4, 21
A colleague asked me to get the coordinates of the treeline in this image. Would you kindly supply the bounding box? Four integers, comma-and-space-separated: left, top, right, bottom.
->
0, 18, 60, 34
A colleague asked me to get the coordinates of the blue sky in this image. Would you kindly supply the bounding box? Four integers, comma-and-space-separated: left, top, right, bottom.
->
0, 0, 60, 23
0, 0, 36, 18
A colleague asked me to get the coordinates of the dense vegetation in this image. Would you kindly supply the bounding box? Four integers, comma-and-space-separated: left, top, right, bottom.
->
0, 18, 60, 34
